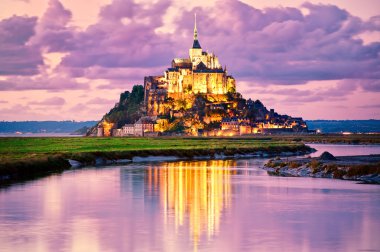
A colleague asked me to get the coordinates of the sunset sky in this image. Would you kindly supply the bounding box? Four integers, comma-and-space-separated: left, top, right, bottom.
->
0, 0, 379, 121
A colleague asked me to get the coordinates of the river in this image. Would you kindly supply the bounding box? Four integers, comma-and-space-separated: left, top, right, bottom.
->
0, 144, 379, 252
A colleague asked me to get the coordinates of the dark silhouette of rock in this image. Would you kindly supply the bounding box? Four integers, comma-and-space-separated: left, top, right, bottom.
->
319, 151, 337, 160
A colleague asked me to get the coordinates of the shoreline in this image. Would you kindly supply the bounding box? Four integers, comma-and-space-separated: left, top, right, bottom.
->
0, 145, 312, 185
263, 154, 380, 184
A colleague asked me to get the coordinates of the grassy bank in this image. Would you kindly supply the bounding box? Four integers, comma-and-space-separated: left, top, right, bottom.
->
0, 137, 308, 162
0, 137, 311, 183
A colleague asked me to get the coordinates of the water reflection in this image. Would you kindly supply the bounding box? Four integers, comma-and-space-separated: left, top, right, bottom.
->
144, 160, 235, 249
308, 143, 380, 157
1, 156, 380, 252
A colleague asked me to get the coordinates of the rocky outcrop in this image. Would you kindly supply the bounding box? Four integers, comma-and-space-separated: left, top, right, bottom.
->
319, 151, 337, 161
263, 155, 380, 184
87, 85, 144, 136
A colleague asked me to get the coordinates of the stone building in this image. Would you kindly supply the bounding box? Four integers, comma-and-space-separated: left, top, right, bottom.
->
109, 117, 156, 137
97, 126, 104, 137
221, 117, 239, 131
144, 14, 236, 116
134, 117, 155, 136
122, 124, 135, 136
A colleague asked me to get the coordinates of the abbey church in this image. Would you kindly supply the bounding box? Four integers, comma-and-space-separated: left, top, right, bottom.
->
90, 15, 308, 137
144, 15, 236, 116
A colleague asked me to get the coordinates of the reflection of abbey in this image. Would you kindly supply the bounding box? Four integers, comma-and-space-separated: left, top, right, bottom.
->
144, 14, 236, 116
90, 15, 309, 137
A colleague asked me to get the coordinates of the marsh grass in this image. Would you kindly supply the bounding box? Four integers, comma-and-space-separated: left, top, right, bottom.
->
288, 161, 301, 168
310, 159, 321, 174
323, 163, 338, 173
346, 163, 380, 177
333, 169, 347, 179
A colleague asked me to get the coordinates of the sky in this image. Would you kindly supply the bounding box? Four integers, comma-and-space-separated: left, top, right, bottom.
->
0, 0, 379, 121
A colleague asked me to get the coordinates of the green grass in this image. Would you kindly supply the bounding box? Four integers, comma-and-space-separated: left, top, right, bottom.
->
0, 137, 305, 163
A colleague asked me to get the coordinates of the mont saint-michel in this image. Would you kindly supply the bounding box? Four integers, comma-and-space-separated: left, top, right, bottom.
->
88, 16, 308, 137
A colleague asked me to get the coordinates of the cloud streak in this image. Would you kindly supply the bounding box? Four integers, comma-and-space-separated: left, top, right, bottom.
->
28, 96, 65, 105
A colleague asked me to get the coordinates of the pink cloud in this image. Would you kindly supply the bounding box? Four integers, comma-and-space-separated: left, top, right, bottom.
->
87, 97, 116, 105
0, 75, 88, 91
28, 96, 65, 105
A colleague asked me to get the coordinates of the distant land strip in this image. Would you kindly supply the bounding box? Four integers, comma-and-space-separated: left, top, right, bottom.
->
0, 120, 379, 134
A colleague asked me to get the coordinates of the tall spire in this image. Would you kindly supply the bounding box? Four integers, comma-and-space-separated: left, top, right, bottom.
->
194, 13, 198, 40
192, 13, 201, 49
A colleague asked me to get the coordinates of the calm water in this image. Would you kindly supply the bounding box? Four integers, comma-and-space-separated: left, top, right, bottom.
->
0, 133, 82, 137
0, 145, 380, 252
308, 143, 380, 157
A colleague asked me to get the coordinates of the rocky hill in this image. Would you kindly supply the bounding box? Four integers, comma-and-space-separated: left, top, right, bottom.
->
86, 85, 144, 136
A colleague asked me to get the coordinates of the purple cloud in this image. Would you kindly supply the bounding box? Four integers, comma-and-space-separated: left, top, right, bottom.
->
0, 75, 88, 91
169, 1, 380, 86
0, 0, 379, 97
0, 16, 43, 76
30, 0, 75, 52
360, 79, 380, 92
60, 0, 174, 70
247, 78, 360, 105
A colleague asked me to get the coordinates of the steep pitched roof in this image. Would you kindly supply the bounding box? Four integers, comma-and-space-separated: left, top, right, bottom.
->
192, 39, 201, 49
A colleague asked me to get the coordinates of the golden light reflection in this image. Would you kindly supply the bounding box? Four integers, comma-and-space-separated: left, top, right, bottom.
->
145, 160, 236, 250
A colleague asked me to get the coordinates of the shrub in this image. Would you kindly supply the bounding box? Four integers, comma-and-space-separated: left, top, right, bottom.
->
310, 159, 320, 169
265, 161, 276, 168
279, 162, 287, 168
333, 169, 347, 179
265, 160, 287, 168
310, 159, 321, 173
324, 163, 338, 173
346, 163, 380, 177
289, 161, 301, 168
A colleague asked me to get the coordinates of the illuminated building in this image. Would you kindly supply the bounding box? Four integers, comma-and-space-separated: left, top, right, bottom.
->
144, 14, 236, 116
90, 15, 309, 137
97, 121, 114, 137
